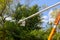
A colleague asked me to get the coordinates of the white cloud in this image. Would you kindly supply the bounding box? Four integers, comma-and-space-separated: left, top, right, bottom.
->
48, 9, 53, 18
5, 17, 12, 21
49, 9, 53, 15
42, 19, 48, 23
41, 16, 47, 19
42, 16, 48, 23
49, 18, 55, 23
48, 9, 55, 23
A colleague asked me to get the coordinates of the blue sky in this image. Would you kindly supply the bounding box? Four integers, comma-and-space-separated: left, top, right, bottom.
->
20, 0, 60, 16
19, 0, 60, 27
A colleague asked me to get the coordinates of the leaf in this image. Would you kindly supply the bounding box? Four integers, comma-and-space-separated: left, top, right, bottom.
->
50, 9, 60, 18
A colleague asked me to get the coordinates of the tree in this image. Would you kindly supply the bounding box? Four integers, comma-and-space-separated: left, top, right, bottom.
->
0, 0, 13, 40
13, 3, 42, 29
11, 3, 43, 40
0, 0, 50, 40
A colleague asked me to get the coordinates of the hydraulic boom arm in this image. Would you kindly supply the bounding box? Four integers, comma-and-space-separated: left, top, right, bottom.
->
48, 12, 60, 40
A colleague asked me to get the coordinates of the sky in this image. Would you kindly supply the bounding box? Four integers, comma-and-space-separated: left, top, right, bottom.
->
20, 0, 60, 27
7, 0, 60, 27
20, 0, 60, 16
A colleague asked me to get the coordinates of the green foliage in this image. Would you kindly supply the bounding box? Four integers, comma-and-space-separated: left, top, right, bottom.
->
0, 0, 12, 11
0, 1, 60, 40
50, 9, 60, 19
0, 3, 43, 40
